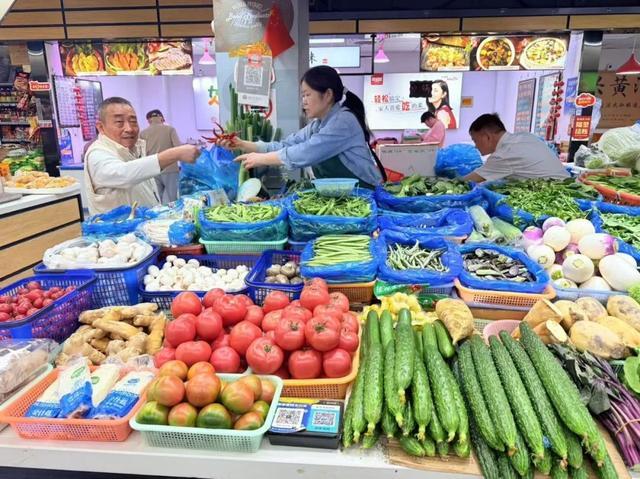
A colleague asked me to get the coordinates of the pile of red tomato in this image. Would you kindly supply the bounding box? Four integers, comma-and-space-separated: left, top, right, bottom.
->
155, 278, 359, 380
0, 281, 75, 323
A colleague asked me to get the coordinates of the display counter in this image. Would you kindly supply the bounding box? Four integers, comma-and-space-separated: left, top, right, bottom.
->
0, 428, 453, 479
0, 191, 83, 287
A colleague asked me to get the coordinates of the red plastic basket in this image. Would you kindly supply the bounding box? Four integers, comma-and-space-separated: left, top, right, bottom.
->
579, 169, 640, 206
384, 168, 405, 182
0, 367, 144, 442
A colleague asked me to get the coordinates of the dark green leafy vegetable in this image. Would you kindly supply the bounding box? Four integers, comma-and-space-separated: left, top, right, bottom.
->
588, 175, 640, 196
384, 175, 471, 197
600, 213, 640, 250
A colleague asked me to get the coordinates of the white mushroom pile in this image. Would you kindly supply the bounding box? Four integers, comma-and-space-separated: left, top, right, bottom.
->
144, 255, 249, 292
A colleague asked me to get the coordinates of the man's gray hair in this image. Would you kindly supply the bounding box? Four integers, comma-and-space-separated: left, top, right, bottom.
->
98, 97, 133, 122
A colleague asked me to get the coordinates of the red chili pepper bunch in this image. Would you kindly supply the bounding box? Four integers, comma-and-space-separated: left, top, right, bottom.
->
202, 122, 238, 144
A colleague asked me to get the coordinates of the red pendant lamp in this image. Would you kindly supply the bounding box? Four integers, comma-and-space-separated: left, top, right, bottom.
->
616, 38, 640, 75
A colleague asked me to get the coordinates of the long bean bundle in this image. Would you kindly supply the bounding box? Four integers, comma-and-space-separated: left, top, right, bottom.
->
293, 191, 371, 217
204, 203, 280, 223
304, 235, 372, 267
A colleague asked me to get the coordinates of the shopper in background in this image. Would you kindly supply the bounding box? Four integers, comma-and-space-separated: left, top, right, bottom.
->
140, 109, 182, 203
84, 97, 198, 215
217, 65, 385, 188
462, 113, 569, 183
428, 80, 457, 129
420, 111, 446, 147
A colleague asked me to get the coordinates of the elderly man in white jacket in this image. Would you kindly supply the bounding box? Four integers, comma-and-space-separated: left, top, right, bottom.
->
84, 97, 199, 215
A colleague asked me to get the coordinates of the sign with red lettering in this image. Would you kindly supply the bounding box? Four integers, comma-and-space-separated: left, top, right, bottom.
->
572, 115, 592, 140
29, 81, 51, 92
575, 92, 596, 108
371, 73, 383, 86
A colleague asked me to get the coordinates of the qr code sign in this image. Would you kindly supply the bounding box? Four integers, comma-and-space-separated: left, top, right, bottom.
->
312, 411, 336, 428
244, 65, 263, 87
272, 408, 304, 429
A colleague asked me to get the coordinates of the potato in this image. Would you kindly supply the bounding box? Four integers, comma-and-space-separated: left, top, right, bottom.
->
575, 297, 608, 321
607, 295, 640, 332
435, 298, 474, 345
593, 316, 640, 348
569, 320, 628, 359
553, 300, 590, 330
523, 300, 562, 329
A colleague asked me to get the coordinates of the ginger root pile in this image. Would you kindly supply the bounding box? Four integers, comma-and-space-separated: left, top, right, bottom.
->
56, 303, 166, 366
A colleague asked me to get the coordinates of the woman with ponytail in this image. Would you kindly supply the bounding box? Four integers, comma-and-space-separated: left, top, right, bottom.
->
218, 65, 385, 188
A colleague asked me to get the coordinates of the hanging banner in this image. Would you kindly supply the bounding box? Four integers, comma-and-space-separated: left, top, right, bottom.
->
363, 72, 463, 130
572, 115, 592, 141
533, 73, 559, 138
514, 78, 536, 133
420, 34, 569, 72
595, 72, 640, 129
193, 77, 220, 130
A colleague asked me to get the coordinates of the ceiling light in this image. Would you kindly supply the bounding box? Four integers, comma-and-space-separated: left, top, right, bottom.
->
374, 47, 389, 63
616, 38, 640, 75
310, 38, 346, 44
199, 40, 215, 65
374, 34, 389, 63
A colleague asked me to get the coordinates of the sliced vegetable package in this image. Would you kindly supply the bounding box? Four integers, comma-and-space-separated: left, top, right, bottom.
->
89, 369, 155, 419
376, 230, 462, 285
458, 243, 550, 294
377, 208, 473, 238
287, 189, 377, 242
375, 181, 483, 213
300, 236, 378, 283
592, 201, 640, 262
198, 200, 288, 242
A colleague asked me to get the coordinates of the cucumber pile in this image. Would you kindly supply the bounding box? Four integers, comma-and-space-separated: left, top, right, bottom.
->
342, 308, 469, 459
457, 325, 617, 479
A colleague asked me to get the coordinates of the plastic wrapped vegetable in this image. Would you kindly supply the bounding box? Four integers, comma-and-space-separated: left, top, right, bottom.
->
597, 126, 640, 171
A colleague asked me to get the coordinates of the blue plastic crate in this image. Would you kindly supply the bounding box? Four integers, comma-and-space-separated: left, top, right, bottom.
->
245, 250, 303, 306
287, 239, 308, 252
0, 272, 96, 342
34, 247, 160, 308
139, 254, 260, 310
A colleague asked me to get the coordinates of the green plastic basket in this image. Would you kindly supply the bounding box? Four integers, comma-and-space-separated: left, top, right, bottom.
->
129, 374, 283, 453
199, 237, 288, 254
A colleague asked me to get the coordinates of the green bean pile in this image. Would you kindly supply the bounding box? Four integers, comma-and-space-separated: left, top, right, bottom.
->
387, 241, 448, 271
204, 203, 281, 223
304, 235, 372, 267
293, 191, 371, 217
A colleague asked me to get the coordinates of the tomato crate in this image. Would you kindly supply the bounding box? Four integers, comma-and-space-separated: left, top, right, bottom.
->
245, 250, 303, 306
34, 246, 160, 308
282, 349, 359, 400
130, 374, 283, 453
0, 366, 144, 442
454, 279, 556, 309
0, 272, 96, 342
138, 253, 259, 310
327, 281, 375, 305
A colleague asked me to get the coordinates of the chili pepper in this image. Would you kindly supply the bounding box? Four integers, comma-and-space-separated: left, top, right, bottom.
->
202, 122, 239, 144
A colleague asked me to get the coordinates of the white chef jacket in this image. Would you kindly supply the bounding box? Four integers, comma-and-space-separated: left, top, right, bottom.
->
474, 132, 570, 182
84, 134, 161, 215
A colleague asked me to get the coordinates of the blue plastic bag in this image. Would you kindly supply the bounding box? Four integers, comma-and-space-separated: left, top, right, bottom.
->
179, 146, 239, 200
375, 184, 483, 213
376, 230, 462, 285
287, 190, 377, 242
82, 205, 159, 239
198, 201, 288, 242
300, 237, 378, 283
457, 243, 550, 294
592, 201, 640, 262
435, 144, 483, 178
378, 208, 473, 237
168, 221, 196, 246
